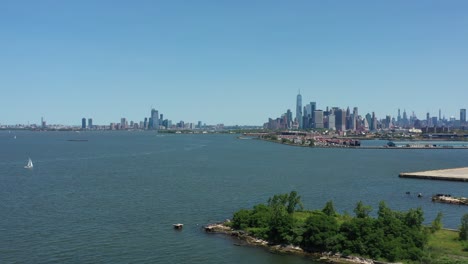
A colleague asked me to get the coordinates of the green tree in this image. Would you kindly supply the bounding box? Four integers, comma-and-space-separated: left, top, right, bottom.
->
232, 209, 252, 230
268, 193, 288, 208
377, 201, 392, 219
339, 217, 377, 257
431, 212, 443, 232
460, 213, 468, 241
287, 191, 303, 214
267, 191, 303, 214
354, 201, 372, 218
268, 202, 294, 244
250, 204, 272, 228
404, 208, 424, 229
302, 212, 339, 251
322, 200, 336, 217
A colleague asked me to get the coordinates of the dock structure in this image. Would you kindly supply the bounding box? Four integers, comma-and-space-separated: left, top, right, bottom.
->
399, 167, 468, 182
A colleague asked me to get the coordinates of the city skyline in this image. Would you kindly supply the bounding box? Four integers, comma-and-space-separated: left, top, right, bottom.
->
3, 95, 466, 129
265, 91, 467, 131
1, 1, 468, 125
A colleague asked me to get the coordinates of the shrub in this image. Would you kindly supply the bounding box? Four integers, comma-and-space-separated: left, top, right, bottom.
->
460, 213, 468, 241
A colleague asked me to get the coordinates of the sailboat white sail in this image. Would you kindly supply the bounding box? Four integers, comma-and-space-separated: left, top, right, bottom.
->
24, 158, 33, 169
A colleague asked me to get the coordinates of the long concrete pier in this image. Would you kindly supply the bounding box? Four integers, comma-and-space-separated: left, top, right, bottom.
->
399, 167, 468, 182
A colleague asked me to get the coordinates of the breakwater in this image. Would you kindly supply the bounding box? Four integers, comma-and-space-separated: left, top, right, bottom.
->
399, 167, 468, 182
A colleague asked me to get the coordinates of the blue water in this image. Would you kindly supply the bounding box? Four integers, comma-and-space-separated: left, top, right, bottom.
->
1, 131, 467, 263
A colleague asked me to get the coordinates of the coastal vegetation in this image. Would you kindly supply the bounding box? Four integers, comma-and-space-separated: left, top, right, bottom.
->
228, 191, 468, 263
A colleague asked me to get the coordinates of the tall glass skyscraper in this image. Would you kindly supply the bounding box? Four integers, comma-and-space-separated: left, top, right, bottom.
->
461, 109, 466, 124
296, 92, 302, 129
151, 109, 159, 130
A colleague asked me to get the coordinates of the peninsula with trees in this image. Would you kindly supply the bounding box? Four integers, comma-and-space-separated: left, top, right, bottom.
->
205, 191, 468, 264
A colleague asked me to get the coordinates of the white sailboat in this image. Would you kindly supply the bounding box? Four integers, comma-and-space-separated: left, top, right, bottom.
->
24, 158, 33, 169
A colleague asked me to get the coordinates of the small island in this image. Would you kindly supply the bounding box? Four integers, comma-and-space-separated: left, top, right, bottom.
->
205, 191, 468, 264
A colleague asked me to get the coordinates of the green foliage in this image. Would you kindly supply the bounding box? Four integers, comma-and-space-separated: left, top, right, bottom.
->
267, 191, 303, 214
302, 212, 339, 251
287, 191, 304, 214
250, 204, 272, 228
246, 227, 269, 240
230, 194, 431, 262
268, 204, 294, 244
232, 209, 252, 230
460, 213, 468, 241
427, 229, 468, 260
463, 241, 468, 252
269, 135, 278, 140
354, 201, 372, 218
322, 200, 336, 217
431, 212, 444, 233
404, 207, 425, 228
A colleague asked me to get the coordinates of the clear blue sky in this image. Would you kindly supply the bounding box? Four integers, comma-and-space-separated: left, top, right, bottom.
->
1, 0, 467, 126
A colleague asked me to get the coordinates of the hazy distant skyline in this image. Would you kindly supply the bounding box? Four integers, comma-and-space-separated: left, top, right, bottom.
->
1, 1, 467, 125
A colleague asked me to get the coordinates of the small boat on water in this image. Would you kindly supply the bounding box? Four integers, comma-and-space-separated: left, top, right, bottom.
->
24, 158, 33, 169
173, 223, 183, 229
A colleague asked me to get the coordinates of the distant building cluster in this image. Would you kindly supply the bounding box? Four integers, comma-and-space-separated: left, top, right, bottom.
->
264, 92, 468, 133
99, 108, 209, 131
78, 108, 214, 131
0, 108, 232, 131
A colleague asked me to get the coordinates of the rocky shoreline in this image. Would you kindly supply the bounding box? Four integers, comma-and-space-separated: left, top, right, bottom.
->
204, 221, 401, 264
432, 194, 468, 205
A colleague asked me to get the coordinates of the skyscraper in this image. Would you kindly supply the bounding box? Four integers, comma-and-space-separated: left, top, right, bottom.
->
286, 109, 293, 129
345, 107, 351, 130
88, 118, 93, 129
309, 102, 316, 128
371, 112, 377, 131
397, 109, 401, 125
151, 109, 159, 130
461, 109, 466, 124
352, 107, 358, 131
314, 110, 324, 128
81, 118, 86, 129
335, 109, 346, 131
402, 109, 408, 127
365, 113, 372, 130
296, 92, 302, 129
326, 114, 335, 130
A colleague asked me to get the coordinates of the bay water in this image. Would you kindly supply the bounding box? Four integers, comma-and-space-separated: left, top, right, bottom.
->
1, 131, 467, 263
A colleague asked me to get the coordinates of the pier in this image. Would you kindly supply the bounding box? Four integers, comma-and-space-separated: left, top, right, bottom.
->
399, 167, 468, 182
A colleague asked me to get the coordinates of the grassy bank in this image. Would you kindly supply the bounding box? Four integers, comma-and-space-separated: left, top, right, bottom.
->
425, 229, 468, 263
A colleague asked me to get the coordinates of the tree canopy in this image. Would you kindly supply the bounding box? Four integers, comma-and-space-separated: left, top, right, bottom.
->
230, 192, 433, 262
